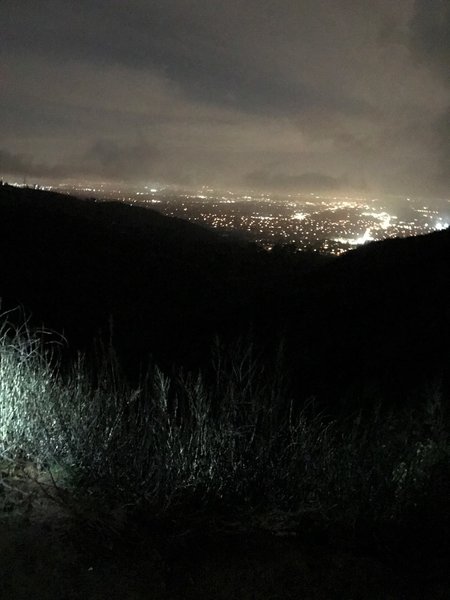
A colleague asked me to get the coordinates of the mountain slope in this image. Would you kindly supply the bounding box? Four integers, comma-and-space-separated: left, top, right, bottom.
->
0, 185, 322, 372
288, 227, 450, 404
1, 183, 449, 406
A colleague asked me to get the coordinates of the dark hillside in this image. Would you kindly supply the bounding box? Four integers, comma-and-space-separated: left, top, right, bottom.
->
289, 228, 450, 405
1, 183, 449, 407
0, 184, 323, 374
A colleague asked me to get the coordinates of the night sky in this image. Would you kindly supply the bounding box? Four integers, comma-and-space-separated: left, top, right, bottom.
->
1, 1, 449, 199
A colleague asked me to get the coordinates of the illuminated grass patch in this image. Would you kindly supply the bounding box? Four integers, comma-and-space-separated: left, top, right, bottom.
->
1, 314, 449, 532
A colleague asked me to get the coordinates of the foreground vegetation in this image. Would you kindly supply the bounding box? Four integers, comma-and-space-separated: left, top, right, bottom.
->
1, 314, 449, 541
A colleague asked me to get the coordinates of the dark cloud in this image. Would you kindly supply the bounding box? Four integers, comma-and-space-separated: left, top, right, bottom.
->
0, 149, 72, 180
1, 1, 449, 197
0, 1, 397, 116
0, 150, 36, 175
245, 170, 345, 192
83, 139, 159, 181
433, 108, 450, 186
0, 150, 34, 177
409, 0, 450, 186
409, 0, 450, 83
0, 140, 159, 184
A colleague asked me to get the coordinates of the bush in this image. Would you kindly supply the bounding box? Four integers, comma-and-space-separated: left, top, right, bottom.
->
1, 313, 449, 534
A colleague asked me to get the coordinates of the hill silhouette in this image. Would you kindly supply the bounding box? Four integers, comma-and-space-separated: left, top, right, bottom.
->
0, 184, 325, 373
288, 227, 450, 406
0, 183, 449, 407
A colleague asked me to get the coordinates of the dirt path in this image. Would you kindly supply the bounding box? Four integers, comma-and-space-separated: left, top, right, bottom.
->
1, 476, 448, 599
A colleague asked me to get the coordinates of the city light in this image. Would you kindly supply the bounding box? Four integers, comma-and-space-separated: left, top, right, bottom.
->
22, 181, 449, 256
435, 219, 449, 231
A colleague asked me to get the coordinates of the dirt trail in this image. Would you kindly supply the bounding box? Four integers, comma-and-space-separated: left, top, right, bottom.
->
1, 476, 448, 599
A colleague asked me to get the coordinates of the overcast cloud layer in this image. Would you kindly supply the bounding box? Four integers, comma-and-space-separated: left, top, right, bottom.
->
1, 1, 449, 198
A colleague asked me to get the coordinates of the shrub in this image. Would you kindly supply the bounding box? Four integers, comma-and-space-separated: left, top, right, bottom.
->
1, 314, 449, 534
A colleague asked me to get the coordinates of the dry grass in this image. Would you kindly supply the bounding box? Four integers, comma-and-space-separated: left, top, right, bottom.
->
1, 311, 449, 537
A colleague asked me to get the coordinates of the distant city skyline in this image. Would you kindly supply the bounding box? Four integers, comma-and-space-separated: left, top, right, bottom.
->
5, 177, 447, 256
1, 1, 449, 202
